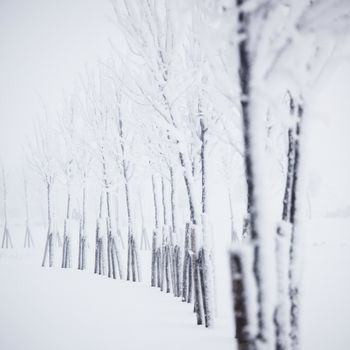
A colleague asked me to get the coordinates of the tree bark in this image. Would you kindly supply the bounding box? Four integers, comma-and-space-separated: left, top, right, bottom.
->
191, 225, 203, 325
62, 193, 71, 269
199, 110, 213, 328
182, 222, 191, 302
42, 181, 53, 267
151, 175, 159, 287
151, 230, 158, 287
235, 0, 268, 345
228, 190, 239, 243
23, 175, 34, 248
230, 247, 257, 350
1, 166, 12, 249
118, 117, 139, 282
288, 103, 303, 350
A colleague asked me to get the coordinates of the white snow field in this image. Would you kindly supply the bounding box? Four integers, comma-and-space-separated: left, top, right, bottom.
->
0, 249, 233, 350
301, 219, 350, 350
0, 218, 349, 350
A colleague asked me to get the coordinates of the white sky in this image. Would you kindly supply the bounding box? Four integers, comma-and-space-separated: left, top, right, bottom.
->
0, 0, 115, 158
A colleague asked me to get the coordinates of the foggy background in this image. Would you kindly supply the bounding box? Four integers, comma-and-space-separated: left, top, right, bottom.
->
0, 0, 349, 219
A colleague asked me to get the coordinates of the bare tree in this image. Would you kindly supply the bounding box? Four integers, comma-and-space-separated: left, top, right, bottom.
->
76, 143, 92, 271
113, 92, 141, 282
82, 70, 124, 279
23, 173, 34, 248
28, 112, 58, 267
59, 100, 77, 269
1, 165, 13, 249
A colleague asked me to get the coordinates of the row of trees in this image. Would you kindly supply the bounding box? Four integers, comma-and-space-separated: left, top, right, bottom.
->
1, 0, 349, 348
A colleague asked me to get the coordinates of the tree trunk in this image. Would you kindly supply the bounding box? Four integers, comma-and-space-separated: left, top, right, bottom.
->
107, 217, 115, 279
94, 219, 99, 274
78, 183, 87, 270
288, 102, 304, 350
42, 181, 53, 267
199, 112, 213, 328
182, 222, 191, 302
170, 167, 176, 237
274, 223, 291, 350
112, 236, 123, 279
173, 245, 181, 297
230, 245, 257, 350
165, 244, 171, 293
151, 230, 158, 287
94, 219, 105, 275
115, 196, 125, 249
228, 190, 239, 243
1, 167, 12, 249
23, 175, 34, 248
151, 175, 159, 287
62, 193, 71, 269
178, 152, 203, 323
156, 247, 161, 288
78, 219, 83, 269
118, 117, 139, 282
160, 226, 166, 291
191, 225, 203, 325
235, 0, 268, 345
273, 94, 297, 350
152, 175, 159, 230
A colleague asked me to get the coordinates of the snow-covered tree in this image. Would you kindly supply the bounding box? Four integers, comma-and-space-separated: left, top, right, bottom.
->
1, 165, 12, 249
28, 112, 58, 267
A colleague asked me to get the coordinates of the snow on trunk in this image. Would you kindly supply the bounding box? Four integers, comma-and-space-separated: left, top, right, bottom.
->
230, 243, 258, 350
234, 0, 277, 347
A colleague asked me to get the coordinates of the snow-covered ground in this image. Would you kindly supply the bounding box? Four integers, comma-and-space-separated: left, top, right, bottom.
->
302, 218, 350, 350
0, 218, 349, 350
0, 249, 233, 350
